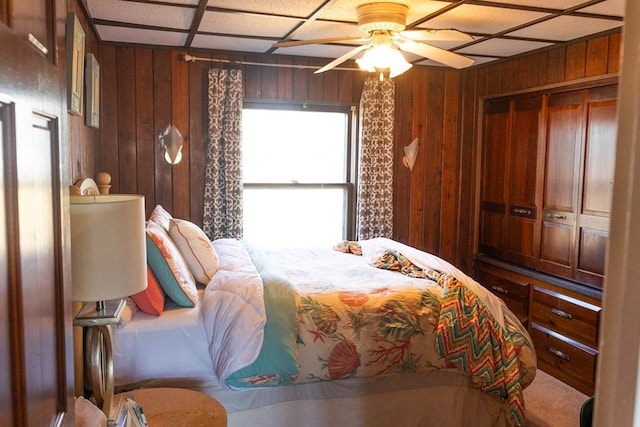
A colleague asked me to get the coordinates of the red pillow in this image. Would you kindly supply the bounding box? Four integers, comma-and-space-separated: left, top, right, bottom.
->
131, 267, 166, 315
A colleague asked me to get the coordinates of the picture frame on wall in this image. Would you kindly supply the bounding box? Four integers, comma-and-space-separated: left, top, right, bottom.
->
85, 53, 100, 128
66, 13, 85, 116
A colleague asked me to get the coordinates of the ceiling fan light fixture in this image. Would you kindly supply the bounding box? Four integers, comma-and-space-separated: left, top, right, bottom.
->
356, 44, 412, 78
357, 2, 408, 33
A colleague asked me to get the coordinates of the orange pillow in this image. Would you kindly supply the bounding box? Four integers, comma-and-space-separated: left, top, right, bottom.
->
131, 267, 166, 315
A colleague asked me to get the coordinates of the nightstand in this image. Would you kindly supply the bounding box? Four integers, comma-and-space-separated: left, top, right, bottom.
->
125, 388, 227, 426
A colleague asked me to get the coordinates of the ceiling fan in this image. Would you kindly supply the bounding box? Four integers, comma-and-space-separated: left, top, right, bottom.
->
272, 2, 475, 76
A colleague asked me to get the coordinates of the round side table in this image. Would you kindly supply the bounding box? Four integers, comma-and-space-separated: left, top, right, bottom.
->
130, 388, 226, 427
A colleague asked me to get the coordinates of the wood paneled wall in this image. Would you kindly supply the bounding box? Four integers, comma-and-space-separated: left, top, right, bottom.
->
95, 49, 365, 226
90, 31, 621, 275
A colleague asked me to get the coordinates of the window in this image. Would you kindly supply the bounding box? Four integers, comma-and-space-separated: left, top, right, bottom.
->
242, 103, 356, 247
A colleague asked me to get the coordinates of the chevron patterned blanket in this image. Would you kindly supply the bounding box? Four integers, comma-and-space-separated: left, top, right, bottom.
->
374, 249, 526, 425
432, 270, 525, 427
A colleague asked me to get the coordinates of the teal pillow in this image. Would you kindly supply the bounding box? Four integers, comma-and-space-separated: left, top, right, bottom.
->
146, 234, 196, 307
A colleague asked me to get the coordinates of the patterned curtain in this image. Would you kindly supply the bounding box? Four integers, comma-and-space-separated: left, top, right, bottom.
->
203, 68, 244, 240
356, 77, 395, 239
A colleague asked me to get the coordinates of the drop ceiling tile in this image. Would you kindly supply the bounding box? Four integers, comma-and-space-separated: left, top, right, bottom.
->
417, 4, 549, 34
191, 34, 275, 52
313, 0, 374, 22
200, 11, 300, 37
508, 15, 623, 41
579, 0, 625, 17
96, 25, 188, 46
207, 0, 324, 17
87, 0, 195, 30
458, 38, 553, 57
414, 39, 476, 50
415, 55, 498, 67
404, 1, 458, 25
477, 0, 587, 10
273, 43, 363, 59
291, 20, 364, 41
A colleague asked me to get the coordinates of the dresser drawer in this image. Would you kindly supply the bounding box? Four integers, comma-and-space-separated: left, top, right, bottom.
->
476, 263, 529, 325
531, 324, 597, 395
532, 286, 600, 347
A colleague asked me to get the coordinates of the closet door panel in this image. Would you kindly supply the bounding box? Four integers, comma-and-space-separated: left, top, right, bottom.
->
582, 99, 616, 217
576, 88, 617, 287
479, 100, 510, 257
543, 104, 581, 212
539, 91, 583, 277
509, 98, 540, 209
540, 221, 573, 277
506, 97, 541, 266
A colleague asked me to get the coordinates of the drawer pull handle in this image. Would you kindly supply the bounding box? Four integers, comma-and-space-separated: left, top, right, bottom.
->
491, 286, 508, 294
551, 308, 573, 319
548, 347, 571, 361
547, 213, 567, 220
513, 208, 531, 215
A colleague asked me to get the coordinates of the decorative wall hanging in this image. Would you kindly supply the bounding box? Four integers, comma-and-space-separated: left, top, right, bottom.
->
66, 13, 85, 116
85, 53, 100, 128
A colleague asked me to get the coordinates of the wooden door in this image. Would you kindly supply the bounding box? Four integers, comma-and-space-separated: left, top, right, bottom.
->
0, 1, 74, 425
575, 85, 617, 288
538, 90, 584, 279
479, 99, 510, 259
505, 96, 542, 268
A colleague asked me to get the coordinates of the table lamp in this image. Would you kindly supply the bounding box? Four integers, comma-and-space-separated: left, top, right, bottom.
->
70, 194, 147, 419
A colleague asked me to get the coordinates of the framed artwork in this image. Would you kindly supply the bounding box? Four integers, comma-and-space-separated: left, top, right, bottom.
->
66, 13, 85, 116
85, 53, 100, 128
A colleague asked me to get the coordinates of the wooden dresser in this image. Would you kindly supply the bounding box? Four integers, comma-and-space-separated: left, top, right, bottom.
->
476, 256, 601, 395
475, 79, 616, 396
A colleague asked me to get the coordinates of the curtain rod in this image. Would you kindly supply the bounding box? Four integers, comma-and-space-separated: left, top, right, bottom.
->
182, 53, 359, 72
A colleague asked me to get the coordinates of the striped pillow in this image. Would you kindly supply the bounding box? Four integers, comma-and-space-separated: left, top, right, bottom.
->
169, 218, 219, 284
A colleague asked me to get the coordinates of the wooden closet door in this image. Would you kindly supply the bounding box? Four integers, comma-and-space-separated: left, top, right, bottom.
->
505, 96, 542, 268
538, 90, 584, 279
575, 85, 617, 288
479, 99, 510, 259
0, 1, 74, 425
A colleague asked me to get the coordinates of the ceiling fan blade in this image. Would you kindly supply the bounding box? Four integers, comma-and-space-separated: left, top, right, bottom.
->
273, 36, 368, 48
399, 41, 475, 69
315, 44, 371, 74
400, 29, 473, 42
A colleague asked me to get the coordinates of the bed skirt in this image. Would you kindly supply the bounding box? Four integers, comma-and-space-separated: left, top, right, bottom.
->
167, 368, 515, 427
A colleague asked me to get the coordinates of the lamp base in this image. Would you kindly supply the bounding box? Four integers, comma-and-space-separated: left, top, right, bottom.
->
74, 299, 125, 327
74, 299, 125, 419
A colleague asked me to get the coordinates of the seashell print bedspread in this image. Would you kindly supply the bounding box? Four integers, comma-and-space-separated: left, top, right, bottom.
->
208, 238, 536, 427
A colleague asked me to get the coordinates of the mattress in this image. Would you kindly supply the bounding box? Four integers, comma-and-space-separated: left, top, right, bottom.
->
113, 289, 215, 388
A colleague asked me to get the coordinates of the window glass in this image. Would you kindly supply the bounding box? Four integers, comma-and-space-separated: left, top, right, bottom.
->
242, 105, 354, 247
243, 109, 347, 183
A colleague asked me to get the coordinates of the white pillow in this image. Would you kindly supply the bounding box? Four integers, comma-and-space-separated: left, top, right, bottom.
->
169, 218, 219, 284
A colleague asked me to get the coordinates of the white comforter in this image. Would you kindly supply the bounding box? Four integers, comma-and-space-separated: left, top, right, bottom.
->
205, 237, 505, 384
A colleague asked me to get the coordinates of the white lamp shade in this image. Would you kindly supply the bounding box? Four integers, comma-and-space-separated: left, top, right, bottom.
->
70, 194, 147, 302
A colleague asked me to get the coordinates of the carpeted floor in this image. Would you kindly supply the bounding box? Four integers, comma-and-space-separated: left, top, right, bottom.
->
524, 369, 590, 426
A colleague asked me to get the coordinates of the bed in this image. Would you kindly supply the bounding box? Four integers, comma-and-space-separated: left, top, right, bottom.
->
111, 204, 536, 427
